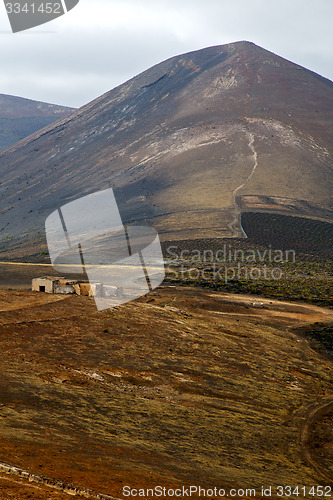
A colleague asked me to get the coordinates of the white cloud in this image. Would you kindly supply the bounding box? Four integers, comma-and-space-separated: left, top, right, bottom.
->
0, 0, 332, 107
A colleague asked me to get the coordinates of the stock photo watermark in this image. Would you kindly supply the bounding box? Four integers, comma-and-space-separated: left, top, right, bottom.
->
122, 484, 331, 498
166, 244, 296, 283
45, 188, 165, 311
43, 189, 296, 311
4, 0, 80, 32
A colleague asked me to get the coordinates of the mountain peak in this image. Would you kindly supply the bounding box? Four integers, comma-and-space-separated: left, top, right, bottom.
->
0, 43, 332, 258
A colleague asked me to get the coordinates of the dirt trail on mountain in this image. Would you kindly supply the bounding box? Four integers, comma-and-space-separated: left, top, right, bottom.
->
300, 398, 333, 484
228, 133, 258, 237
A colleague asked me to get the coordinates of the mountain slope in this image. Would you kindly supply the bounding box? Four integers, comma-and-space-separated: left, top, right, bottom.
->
0, 41, 332, 258
0, 93, 74, 151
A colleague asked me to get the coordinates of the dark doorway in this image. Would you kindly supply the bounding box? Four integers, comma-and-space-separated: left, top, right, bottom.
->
39, 286, 46, 292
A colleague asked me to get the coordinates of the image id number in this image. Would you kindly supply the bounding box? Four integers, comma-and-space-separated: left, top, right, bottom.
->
5, 3, 62, 14
277, 486, 332, 497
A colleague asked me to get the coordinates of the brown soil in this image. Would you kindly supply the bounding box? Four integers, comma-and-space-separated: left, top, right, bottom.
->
0, 285, 332, 499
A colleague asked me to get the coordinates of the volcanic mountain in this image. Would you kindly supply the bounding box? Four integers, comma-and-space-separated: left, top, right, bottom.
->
0, 93, 74, 152
0, 41, 332, 258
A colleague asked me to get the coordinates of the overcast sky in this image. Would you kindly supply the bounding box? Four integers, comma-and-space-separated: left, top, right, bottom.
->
0, 0, 332, 108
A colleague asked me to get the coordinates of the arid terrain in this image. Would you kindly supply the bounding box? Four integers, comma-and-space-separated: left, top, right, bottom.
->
0, 40, 331, 499
0, 281, 332, 499
0, 41, 332, 258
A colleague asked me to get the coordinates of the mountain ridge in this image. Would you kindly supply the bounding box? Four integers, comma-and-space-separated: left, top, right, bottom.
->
0, 93, 74, 151
0, 41, 332, 258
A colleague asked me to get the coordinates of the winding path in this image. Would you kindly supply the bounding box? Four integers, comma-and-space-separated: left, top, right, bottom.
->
299, 398, 333, 484
228, 133, 258, 237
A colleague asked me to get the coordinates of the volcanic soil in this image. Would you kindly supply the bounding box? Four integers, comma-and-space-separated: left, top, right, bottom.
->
0, 285, 332, 499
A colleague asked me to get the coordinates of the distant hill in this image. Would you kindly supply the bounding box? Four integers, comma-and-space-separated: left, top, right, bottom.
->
0, 41, 332, 259
0, 93, 74, 151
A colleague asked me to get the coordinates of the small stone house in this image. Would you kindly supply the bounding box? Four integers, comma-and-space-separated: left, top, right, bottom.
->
32, 277, 123, 298
32, 276, 60, 294
32, 277, 93, 296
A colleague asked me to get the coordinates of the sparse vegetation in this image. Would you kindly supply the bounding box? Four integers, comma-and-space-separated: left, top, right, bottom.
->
162, 230, 333, 307
0, 286, 332, 497
242, 212, 333, 255
302, 325, 333, 354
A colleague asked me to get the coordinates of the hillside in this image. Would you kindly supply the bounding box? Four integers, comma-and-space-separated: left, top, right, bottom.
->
0, 93, 74, 151
0, 286, 332, 498
0, 41, 332, 498
0, 41, 332, 259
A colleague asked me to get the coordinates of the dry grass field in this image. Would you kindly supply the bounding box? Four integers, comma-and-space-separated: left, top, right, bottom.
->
0, 284, 332, 499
